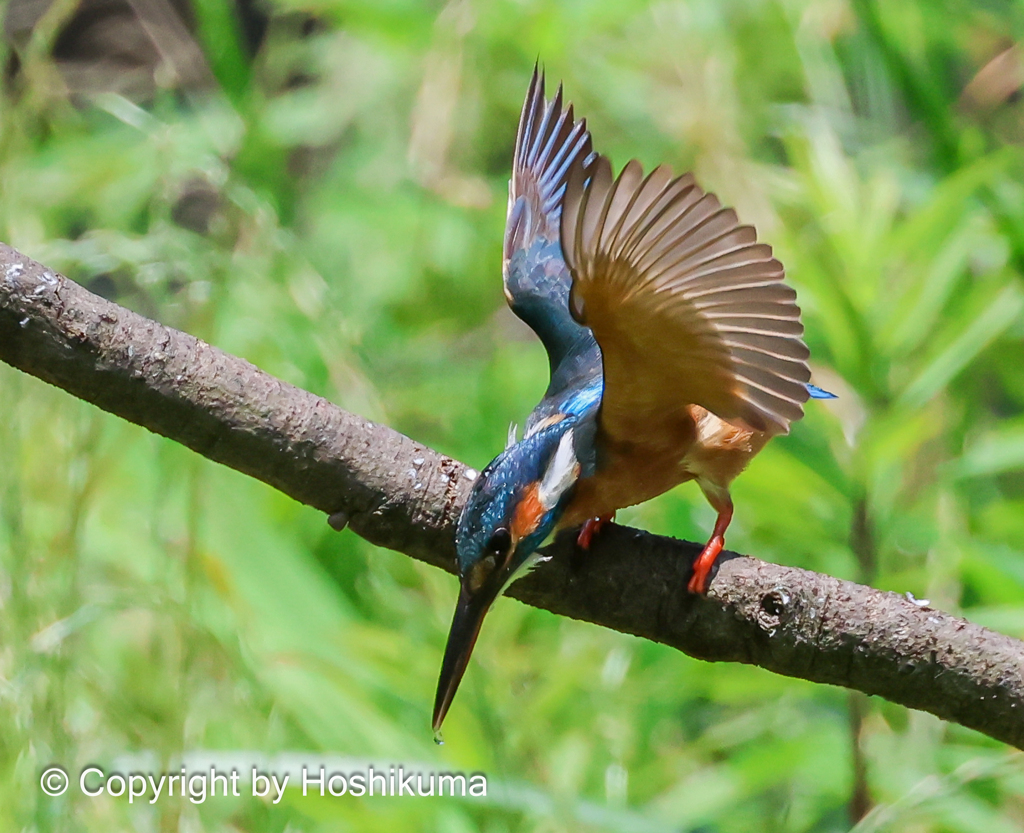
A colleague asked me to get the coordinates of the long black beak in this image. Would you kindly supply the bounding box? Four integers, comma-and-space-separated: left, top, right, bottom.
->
432, 579, 498, 732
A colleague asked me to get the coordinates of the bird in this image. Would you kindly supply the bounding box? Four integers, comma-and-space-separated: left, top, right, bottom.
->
432, 68, 832, 733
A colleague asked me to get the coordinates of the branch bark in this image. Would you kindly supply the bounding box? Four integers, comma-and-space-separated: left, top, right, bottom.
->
1, 241, 1022, 749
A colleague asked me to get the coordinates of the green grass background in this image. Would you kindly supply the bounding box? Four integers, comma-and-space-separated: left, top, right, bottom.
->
2, 0, 1024, 830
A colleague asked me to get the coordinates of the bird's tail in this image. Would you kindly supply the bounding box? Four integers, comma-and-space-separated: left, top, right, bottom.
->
806, 383, 837, 400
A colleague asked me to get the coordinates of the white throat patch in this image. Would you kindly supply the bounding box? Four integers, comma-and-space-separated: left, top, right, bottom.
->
537, 428, 580, 511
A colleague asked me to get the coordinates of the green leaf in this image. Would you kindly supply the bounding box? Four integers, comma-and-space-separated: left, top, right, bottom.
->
900, 284, 1024, 409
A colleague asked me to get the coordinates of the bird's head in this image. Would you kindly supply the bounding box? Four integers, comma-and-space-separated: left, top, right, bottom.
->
432, 419, 581, 732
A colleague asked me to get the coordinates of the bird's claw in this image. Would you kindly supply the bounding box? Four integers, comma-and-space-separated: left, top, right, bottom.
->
576, 514, 614, 550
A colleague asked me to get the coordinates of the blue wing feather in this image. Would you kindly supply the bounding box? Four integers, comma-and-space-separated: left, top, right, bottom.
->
503, 68, 601, 404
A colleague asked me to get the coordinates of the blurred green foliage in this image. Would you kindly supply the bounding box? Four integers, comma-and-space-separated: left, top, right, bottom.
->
1, 0, 1024, 830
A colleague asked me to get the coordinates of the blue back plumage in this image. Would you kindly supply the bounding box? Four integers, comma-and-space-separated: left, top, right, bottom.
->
456, 418, 578, 575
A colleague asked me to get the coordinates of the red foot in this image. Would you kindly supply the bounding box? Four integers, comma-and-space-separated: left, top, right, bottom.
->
576, 514, 614, 550
687, 536, 724, 594
688, 499, 734, 594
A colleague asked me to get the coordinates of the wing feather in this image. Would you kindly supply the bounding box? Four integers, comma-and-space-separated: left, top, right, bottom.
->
561, 154, 811, 437
503, 67, 599, 392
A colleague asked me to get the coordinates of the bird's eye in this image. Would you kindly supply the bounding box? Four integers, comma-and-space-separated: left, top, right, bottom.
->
486, 527, 512, 557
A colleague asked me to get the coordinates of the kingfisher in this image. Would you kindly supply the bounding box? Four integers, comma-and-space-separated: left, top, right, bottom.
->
432, 68, 832, 732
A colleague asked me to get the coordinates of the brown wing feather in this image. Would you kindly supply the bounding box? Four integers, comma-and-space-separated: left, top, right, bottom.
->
561, 155, 811, 438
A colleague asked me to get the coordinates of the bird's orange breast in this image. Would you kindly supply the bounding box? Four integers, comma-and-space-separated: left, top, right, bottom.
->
559, 404, 768, 528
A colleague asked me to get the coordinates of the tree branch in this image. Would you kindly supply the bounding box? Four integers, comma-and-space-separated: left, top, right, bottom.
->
1, 241, 1022, 749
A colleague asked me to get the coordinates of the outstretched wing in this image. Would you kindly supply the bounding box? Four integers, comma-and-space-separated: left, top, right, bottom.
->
560, 155, 811, 440
504, 68, 598, 394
